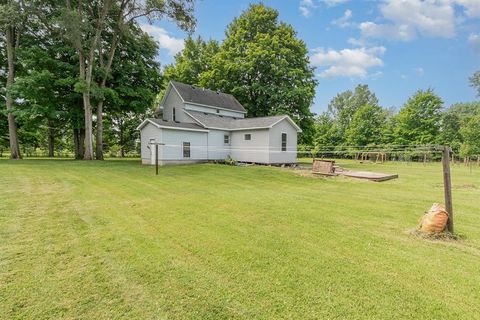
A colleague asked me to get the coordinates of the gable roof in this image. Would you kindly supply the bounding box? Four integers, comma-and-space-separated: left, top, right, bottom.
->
169, 81, 246, 113
185, 111, 302, 132
136, 118, 209, 132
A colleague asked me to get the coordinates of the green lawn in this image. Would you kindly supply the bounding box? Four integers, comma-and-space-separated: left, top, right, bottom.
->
1, 159, 480, 319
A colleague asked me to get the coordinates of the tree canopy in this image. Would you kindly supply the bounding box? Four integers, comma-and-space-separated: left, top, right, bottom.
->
394, 90, 443, 145
198, 4, 317, 142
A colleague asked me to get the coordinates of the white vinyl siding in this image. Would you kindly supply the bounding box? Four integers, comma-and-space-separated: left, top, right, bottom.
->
207, 129, 230, 160
140, 123, 162, 163
230, 129, 269, 163
184, 104, 245, 118
162, 88, 195, 123
268, 119, 298, 164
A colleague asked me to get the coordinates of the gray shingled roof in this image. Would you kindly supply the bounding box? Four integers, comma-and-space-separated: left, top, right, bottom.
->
171, 81, 246, 113
186, 111, 289, 130
148, 118, 208, 131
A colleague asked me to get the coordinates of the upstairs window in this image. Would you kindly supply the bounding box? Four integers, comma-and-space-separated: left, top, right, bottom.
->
244, 134, 251, 141
281, 133, 287, 151
183, 142, 190, 158
224, 135, 230, 144
173, 108, 176, 122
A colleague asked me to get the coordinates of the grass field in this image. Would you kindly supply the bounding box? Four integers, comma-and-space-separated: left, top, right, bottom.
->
1, 158, 480, 319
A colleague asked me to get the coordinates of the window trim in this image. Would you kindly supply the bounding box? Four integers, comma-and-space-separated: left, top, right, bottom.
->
224, 135, 230, 144
281, 132, 287, 152
183, 142, 191, 158
244, 133, 251, 141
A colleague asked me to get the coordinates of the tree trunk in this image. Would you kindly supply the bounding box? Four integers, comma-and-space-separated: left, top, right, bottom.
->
119, 117, 125, 157
95, 101, 104, 160
73, 127, 85, 160
47, 120, 55, 157
73, 128, 80, 159
5, 26, 21, 159
95, 33, 119, 160
83, 91, 94, 160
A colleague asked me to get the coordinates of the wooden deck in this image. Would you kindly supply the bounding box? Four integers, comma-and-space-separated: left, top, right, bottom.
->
340, 171, 398, 182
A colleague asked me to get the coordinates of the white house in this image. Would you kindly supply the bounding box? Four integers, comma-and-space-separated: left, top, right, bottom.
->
137, 81, 302, 165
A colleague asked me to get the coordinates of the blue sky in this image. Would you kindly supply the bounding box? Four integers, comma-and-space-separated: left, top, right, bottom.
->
141, 0, 480, 115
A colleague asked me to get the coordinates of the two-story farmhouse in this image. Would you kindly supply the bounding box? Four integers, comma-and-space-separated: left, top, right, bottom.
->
137, 81, 302, 165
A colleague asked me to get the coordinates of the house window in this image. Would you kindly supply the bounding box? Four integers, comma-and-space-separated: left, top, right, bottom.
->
224, 135, 230, 144
183, 142, 190, 158
281, 133, 287, 151
173, 108, 176, 122
244, 134, 251, 141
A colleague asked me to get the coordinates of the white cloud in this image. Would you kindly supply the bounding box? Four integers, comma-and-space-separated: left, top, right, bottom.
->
299, 0, 350, 17
310, 46, 386, 78
360, 21, 416, 41
469, 33, 480, 51
299, 0, 316, 17
455, 0, 480, 18
359, 0, 459, 41
324, 0, 350, 7
331, 9, 353, 28
401, 74, 408, 80
140, 24, 184, 56
414, 67, 425, 76
347, 37, 368, 46
299, 6, 312, 17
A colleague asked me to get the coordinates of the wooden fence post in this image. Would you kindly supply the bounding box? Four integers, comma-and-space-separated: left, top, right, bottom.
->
442, 146, 453, 233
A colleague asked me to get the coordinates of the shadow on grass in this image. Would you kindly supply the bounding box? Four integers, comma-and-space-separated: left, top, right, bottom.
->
410, 229, 466, 241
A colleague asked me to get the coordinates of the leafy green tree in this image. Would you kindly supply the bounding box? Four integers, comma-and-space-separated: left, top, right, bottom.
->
438, 112, 462, 152
345, 104, 386, 146
394, 90, 443, 145
0, 0, 25, 159
11, 32, 79, 157
327, 84, 379, 142
448, 102, 480, 120
460, 115, 480, 158
100, 24, 162, 156
199, 4, 317, 143
32, 0, 196, 159
163, 36, 219, 87
313, 113, 342, 147
470, 71, 480, 97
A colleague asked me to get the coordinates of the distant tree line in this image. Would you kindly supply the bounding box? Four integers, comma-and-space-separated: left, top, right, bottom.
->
311, 83, 480, 161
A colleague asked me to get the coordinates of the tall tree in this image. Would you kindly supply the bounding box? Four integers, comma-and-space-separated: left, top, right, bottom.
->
345, 104, 386, 146
0, 0, 24, 159
438, 111, 462, 152
313, 113, 342, 147
470, 70, 480, 97
199, 4, 317, 142
101, 24, 162, 156
33, 0, 196, 159
163, 36, 218, 86
394, 89, 443, 145
11, 30, 79, 157
459, 115, 480, 159
327, 84, 379, 141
